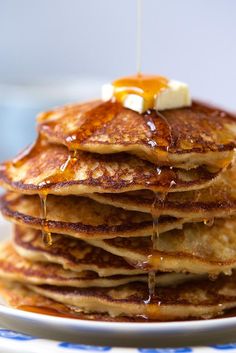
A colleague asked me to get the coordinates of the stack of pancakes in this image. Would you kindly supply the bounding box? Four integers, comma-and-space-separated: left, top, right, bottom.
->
0, 100, 236, 321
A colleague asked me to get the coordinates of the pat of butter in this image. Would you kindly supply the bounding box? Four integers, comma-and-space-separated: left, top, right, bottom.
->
102, 80, 191, 114
155, 80, 191, 111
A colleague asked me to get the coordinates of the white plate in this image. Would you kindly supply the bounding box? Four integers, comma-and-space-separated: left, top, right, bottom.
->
1, 217, 236, 349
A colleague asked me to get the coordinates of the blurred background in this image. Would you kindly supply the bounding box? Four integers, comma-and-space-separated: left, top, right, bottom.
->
0, 0, 236, 160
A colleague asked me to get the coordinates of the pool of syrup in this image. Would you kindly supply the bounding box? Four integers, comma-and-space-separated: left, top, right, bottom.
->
17, 305, 80, 319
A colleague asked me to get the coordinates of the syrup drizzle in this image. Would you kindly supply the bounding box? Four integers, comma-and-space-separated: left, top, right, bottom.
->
64, 102, 122, 149
12, 134, 53, 246
136, 0, 142, 74
146, 182, 174, 305
203, 218, 215, 227
143, 108, 173, 304
39, 193, 52, 246
39, 149, 79, 187
38, 149, 79, 246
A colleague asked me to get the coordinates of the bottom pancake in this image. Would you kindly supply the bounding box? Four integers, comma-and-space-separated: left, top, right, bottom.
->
29, 273, 236, 320
0, 280, 183, 322
1, 278, 236, 322
0, 280, 135, 321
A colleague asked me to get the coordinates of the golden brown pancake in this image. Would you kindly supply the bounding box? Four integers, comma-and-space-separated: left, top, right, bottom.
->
1, 193, 186, 239
37, 100, 236, 169
2, 279, 224, 322
30, 273, 236, 320
0, 242, 147, 287
0, 280, 77, 315
0, 138, 220, 195
87, 217, 236, 275
13, 225, 144, 276
0, 280, 137, 321
0, 242, 201, 290
88, 162, 236, 219
13, 226, 205, 287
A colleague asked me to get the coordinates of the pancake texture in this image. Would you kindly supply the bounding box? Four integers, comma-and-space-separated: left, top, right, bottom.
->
0, 280, 126, 321
37, 100, 236, 169
0, 280, 75, 313
0, 242, 147, 288
0, 242, 202, 291
0, 139, 220, 195
87, 162, 236, 218
30, 273, 236, 320
87, 217, 236, 275
13, 225, 144, 276
1, 193, 186, 239
13, 225, 205, 287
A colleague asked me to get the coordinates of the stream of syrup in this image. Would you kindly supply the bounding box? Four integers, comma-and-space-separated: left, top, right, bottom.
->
136, 0, 142, 74
38, 149, 79, 246
143, 107, 173, 305
39, 193, 52, 246
11, 136, 53, 247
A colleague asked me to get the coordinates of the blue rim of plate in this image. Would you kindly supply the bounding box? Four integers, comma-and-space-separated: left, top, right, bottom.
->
0, 328, 236, 352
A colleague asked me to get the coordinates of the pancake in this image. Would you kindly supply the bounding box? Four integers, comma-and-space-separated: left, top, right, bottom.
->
87, 217, 236, 275
0, 138, 220, 195
0, 280, 138, 321
1, 193, 186, 239
87, 162, 236, 219
13, 226, 206, 288
37, 100, 236, 169
30, 273, 236, 320
0, 242, 202, 290
13, 225, 144, 276
0, 242, 147, 287
0, 279, 219, 322
0, 280, 79, 316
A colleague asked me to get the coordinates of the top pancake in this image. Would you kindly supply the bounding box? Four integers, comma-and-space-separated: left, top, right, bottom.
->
37, 100, 236, 169
0, 138, 219, 195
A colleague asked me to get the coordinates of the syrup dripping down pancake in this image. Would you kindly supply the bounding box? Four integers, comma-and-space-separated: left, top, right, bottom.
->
0, 243, 147, 288
0, 138, 220, 195
37, 100, 236, 169
13, 225, 144, 276
87, 217, 236, 275
87, 162, 236, 219
29, 273, 236, 320
0, 193, 186, 239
